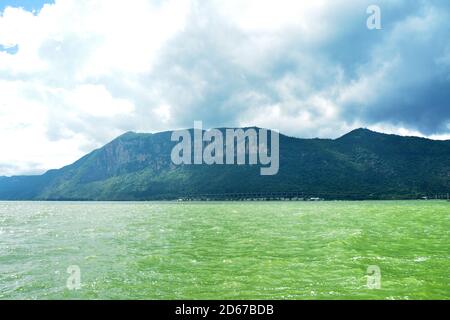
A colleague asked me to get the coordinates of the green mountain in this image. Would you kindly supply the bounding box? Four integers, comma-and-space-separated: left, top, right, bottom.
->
0, 128, 449, 200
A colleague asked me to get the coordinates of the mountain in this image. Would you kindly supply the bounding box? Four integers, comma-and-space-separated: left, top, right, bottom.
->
0, 128, 449, 200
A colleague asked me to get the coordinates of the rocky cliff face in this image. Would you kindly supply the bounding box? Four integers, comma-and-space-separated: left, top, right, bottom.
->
0, 128, 449, 200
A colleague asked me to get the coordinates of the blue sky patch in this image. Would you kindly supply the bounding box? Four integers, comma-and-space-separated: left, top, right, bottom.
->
0, 44, 18, 54
0, 0, 54, 14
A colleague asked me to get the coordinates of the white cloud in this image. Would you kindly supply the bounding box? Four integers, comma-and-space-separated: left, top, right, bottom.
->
0, 0, 191, 175
0, 0, 449, 175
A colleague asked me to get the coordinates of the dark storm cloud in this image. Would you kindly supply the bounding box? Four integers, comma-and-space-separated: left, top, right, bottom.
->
139, 0, 450, 136
336, 0, 450, 134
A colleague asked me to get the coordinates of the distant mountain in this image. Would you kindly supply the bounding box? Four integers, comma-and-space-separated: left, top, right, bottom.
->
0, 128, 449, 200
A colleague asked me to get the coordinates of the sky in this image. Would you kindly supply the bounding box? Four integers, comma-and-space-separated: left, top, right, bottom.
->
0, 0, 53, 12
0, 0, 449, 176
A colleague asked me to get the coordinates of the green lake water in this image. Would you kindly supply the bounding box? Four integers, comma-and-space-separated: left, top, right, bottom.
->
0, 201, 448, 299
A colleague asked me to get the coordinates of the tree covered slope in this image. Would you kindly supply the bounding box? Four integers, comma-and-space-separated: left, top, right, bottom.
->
0, 128, 449, 200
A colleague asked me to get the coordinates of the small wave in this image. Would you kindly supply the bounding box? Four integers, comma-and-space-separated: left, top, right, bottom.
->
414, 257, 429, 263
